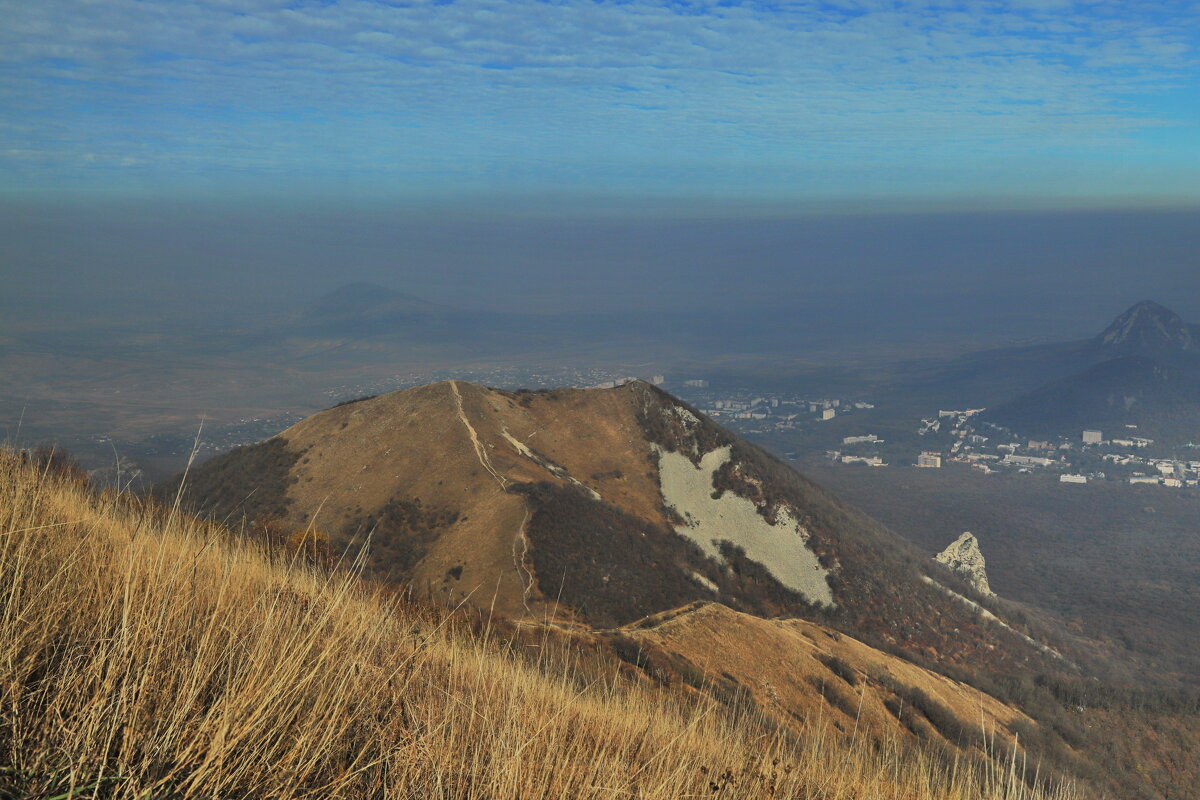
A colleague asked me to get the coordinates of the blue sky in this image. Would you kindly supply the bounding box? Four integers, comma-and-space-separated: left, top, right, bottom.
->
2, 0, 1199, 206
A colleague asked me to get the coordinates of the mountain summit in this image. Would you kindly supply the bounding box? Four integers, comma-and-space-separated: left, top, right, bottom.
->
305, 282, 447, 319
976, 301, 1200, 440
1094, 300, 1196, 355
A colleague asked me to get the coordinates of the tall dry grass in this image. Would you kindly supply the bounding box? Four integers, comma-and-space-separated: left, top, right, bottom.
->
0, 449, 1078, 799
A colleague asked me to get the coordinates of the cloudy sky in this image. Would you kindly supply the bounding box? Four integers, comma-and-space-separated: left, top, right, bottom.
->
3, 0, 1199, 205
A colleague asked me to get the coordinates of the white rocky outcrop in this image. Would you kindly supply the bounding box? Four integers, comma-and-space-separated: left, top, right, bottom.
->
655, 445, 835, 607
935, 532, 994, 597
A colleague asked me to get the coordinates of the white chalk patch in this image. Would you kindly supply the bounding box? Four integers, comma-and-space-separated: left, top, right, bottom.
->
690, 571, 720, 593
656, 445, 835, 607
502, 429, 602, 501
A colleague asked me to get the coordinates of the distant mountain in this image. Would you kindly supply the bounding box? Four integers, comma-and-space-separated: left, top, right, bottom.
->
304, 282, 449, 320
1092, 300, 1197, 357
982, 355, 1200, 440
259, 283, 682, 356
900, 301, 1200, 440
163, 380, 1061, 673
287, 282, 456, 338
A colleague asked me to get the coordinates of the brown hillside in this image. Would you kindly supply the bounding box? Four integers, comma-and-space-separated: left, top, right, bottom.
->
168, 380, 1069, 675
619, 601, 1027, 751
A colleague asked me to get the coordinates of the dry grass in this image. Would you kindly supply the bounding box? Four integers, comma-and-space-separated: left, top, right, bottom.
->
0, 450, 1078, 799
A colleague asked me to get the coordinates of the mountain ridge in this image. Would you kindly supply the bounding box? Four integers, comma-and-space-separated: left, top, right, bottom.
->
165, 379, 1068, 674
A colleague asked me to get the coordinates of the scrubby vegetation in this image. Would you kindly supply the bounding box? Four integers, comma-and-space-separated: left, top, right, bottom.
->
345, 496, 461, 581
0, 449, 1076, 800
819, 653, 860, 687
329, 393, 379, 409
806, 674, 861, 720
512, 480, 714, 627
632, 382, 732, 463
155, 436, 301, 525
20, 443, 89, 484
879, 678, 976, 750
870, 637, 1200, 799
515, 481, 827, 628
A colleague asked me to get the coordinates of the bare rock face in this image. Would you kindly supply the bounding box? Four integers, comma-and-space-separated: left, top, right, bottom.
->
935, 532, 994, 597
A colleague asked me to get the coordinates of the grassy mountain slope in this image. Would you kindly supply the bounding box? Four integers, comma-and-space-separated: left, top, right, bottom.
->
796, 457, 1200, 684
618, 601, 1027, 746
166, 380, 1064, 675
0, 450, 1074, 800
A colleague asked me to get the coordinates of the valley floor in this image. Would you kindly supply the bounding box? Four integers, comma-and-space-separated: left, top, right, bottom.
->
796, 456, 1200, 684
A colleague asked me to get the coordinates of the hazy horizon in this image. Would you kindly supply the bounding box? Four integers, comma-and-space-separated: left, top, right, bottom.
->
3, 196, 1198, 354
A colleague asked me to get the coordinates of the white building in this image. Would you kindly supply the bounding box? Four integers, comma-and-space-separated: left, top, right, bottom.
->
1059, 474, 1088, 484
1003, 454, 1056, 467
842, 455, 886, 467
917, 452, 943, 469
842, 434, 881, 445
821, 408, 836, 421
1082, 430, 1103, 445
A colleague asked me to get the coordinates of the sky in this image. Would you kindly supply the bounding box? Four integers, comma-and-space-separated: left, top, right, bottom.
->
3, 0, 1200, 205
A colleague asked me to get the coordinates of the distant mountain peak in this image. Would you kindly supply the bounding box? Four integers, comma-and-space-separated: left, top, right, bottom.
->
277, 283, 458, 342
1096, 300, 1195, 353
307, 282, 445, 318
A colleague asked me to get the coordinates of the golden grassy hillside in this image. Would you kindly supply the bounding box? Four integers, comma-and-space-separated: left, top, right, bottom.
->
0, 450, 1076, 800
619, 602, 1028, 748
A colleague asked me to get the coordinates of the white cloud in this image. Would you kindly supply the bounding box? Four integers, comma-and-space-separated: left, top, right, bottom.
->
0, 0, 1196, 198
